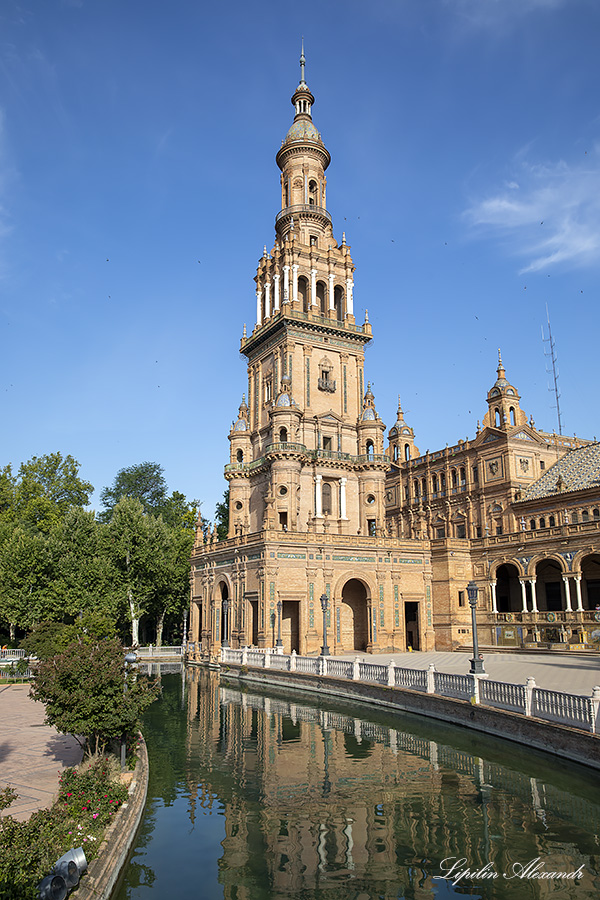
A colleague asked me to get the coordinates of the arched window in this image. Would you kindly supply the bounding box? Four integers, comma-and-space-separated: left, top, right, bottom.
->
279, 427, 288, 443
451, 469, 458, 489
322, 481, 332, 515
472, 466, 479, 483
308, 179, 318, 206
582, 509, 589, 522
334, 285, 344, 320
440, 472, 446, 492
236, 449, 243, 463
366, 440, 374, 460
495, 408, 501, 427
316, 280, 327, 315
540, 517, 546, 529
432, 474, 438, 493
421, 477, 427, 499
549, 515, 555, 527
594, 508, 599, 519
298, 275, 309, 312
414, 479, 420, 497
509, 406, 516, 426
530, 519, 536, 530
572, 511, 579, 524
404, 443, 410, 461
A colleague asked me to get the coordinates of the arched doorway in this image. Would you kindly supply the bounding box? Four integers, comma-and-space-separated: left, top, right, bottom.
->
340, 579, 369, 651
219, 582, 229, 646
495, 564, 521, 612
535, 559, 564, 611
581, 554, 600, 608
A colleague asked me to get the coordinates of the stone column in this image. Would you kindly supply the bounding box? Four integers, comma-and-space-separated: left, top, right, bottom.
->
574, 575, 583, 611
562, 575, 572, 612
346, 278, 354, 315
256, 288, 262, 326
530, 577, 539, 613
292, 264, 299, 304
264, 282, 271, 318
315, 474, 323, 517
490, 580, 497, 614
273, 274, 280, 312
340, 477, 348, 520
519, 579, 528, 612
328, 273, 335, 310
310, 268, 317, 308
283, 265, 290, 302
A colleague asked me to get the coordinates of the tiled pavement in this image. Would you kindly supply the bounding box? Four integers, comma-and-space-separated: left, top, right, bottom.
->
0, 684, 83, 822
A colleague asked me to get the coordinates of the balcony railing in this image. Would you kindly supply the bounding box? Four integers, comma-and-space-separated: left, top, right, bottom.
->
275, 204, 332, 226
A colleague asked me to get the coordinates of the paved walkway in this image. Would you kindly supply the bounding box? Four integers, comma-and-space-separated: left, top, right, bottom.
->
340, 650, 600, 694
0, 684, 83, 822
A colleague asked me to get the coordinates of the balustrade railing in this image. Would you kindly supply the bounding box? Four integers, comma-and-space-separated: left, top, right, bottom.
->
214, 647, 600, 734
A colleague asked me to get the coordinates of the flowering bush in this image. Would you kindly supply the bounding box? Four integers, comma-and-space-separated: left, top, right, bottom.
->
0, 757, 130, 898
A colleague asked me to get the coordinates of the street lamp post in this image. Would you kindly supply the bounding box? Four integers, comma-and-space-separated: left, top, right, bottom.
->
320, 593, 330, 656
276, 599, 283, 648
467, 580, 485, 674
221, 598, 229, 648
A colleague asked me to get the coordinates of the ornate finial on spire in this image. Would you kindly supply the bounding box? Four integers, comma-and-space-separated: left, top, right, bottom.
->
263, 245, 268, 258
496, 347, 506, 379
300, 37, 306, 85
364, 309, 369, 323
342, 231, 346, 245
242, 323, 247, 338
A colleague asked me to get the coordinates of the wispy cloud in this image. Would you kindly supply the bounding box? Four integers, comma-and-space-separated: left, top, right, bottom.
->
447, 0, 566, 30
463, 146, 600, 272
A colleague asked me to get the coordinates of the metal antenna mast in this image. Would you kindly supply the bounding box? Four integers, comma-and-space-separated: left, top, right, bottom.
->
542, 305, 563, 435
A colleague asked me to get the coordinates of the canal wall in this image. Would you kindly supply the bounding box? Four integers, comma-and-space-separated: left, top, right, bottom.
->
77, 734, 149, 900
213, 662, 600, 772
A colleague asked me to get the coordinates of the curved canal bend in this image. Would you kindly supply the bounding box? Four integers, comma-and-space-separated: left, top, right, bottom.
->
113, 668, 600, 899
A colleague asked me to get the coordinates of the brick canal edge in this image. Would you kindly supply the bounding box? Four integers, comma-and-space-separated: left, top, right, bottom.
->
76, 734, 149, 900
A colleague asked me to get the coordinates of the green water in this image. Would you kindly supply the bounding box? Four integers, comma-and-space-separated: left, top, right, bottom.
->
113, 668, 600, 899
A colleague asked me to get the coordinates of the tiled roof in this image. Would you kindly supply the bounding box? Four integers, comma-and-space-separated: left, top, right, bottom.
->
521, 442, 600, 501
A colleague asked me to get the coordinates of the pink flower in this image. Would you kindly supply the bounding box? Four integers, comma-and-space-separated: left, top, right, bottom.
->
93, 813, 98, 819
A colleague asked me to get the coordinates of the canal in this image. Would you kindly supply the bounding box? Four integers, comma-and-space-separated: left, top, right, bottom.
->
113, 668, 600, 899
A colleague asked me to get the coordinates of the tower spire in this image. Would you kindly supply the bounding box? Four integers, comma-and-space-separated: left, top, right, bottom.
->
300, 37, 306, 86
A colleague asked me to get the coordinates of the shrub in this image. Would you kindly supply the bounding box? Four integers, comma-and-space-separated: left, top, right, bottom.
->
30, 637, 158, 756
0, 759, 129, 899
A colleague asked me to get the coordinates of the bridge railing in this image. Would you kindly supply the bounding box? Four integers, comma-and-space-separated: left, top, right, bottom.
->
136, 646, 183, 658
218, 647, 600, 735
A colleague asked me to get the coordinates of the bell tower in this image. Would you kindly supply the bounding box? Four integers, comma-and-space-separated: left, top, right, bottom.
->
482, 350, 528, 431
228, 47, 386, 538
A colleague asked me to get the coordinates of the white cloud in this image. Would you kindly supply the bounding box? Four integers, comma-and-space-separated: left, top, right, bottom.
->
463, 148, 600, 272
447, 0, 566, 30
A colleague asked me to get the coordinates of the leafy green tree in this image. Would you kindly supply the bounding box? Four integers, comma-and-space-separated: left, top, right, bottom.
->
13, 452, 93, 533
215, 489, 230, 541
108, 497, 162, 646
0, 466, 16, 524
20, 612, 118, 661
0, 527, 55, 640
30, 636, 158, 756
47, 507, 119, 621
99, 461, 168, 522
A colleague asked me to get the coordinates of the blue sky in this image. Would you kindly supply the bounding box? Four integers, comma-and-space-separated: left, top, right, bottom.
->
1, 0, 599, 521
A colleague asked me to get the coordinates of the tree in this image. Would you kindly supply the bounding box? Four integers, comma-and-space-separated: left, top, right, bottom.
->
99, 461, 168, 522
108, 497, 161, 646
30, 636, 158, 756
215, 489, 230, 541
13, 452, 93, 533
0, 527, 55, 640
47, 507, 119, 621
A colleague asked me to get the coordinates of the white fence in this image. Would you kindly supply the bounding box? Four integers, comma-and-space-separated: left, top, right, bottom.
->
136, 646, 183, 658
0, 648, 28, 659
219, 647, 600, 735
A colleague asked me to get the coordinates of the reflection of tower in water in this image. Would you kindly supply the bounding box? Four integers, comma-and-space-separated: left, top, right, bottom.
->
184, 668, 598, 898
